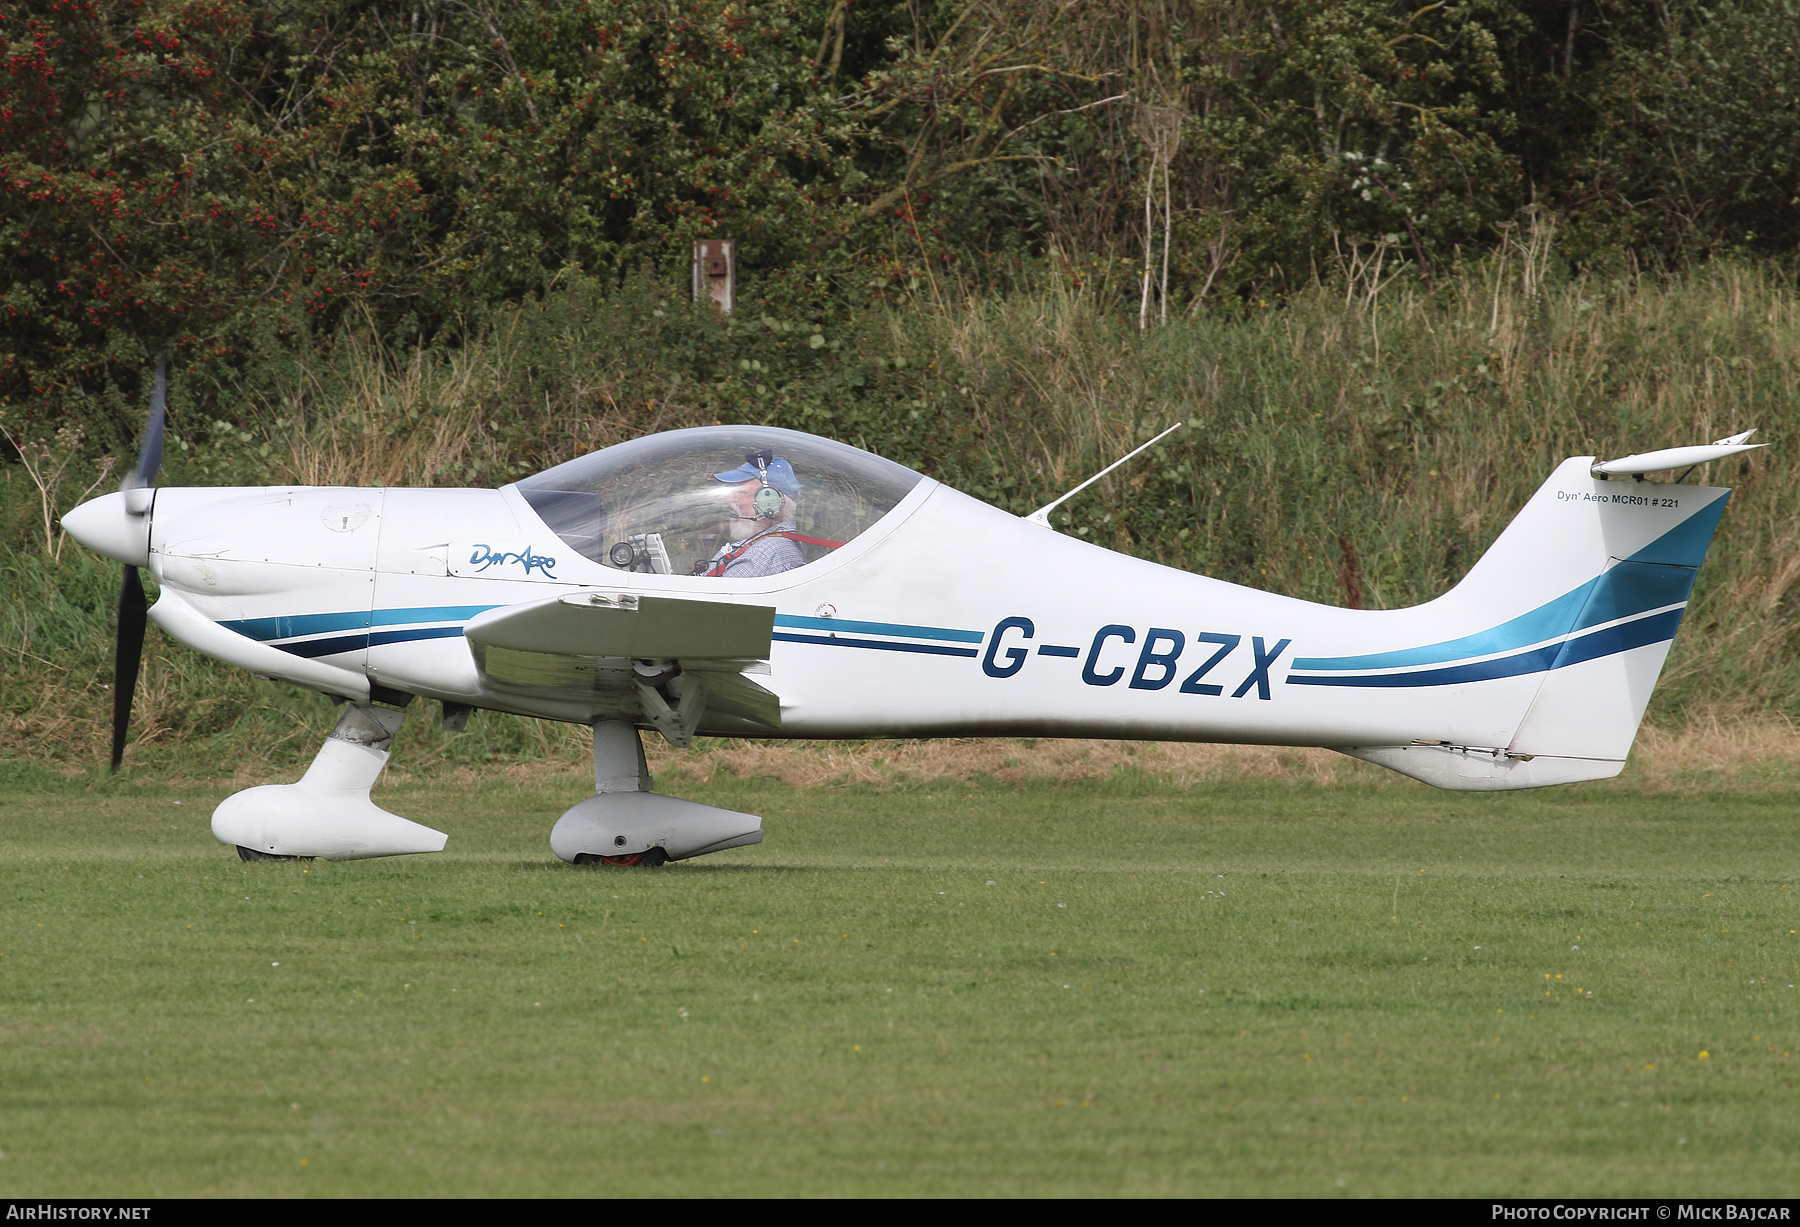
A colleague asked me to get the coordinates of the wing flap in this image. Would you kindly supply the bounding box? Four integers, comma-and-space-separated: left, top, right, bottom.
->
465, 592, 774, 659
464, 593, 781, 732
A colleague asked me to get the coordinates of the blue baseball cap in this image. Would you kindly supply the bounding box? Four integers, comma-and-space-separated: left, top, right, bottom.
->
714, 455, 801, 498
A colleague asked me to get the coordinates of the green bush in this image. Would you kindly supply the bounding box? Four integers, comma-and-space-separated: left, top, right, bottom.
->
7, 0, 1798, 452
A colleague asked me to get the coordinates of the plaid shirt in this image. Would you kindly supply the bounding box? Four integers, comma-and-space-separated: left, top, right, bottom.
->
710, 521, 805, 578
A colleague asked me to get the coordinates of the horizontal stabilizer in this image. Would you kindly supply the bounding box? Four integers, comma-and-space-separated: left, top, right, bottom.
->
1593, 430, 1762, 476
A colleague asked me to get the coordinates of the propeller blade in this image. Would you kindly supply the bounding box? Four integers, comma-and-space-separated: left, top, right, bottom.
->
108, 357, 163, 769
111, 564, 148, 773
130, 356, 167, 490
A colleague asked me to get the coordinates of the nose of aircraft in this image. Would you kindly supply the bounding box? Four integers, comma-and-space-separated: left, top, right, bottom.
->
62, 490, 150, 567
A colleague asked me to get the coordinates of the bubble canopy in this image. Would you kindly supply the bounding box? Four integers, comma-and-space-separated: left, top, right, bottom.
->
514, 426, 924, 577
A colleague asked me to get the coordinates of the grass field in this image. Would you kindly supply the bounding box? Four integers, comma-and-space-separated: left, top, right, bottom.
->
2, 763, 1798, 1197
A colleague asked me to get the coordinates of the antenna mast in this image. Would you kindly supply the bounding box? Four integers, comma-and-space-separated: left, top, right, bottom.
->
1025, 422, 1183, 529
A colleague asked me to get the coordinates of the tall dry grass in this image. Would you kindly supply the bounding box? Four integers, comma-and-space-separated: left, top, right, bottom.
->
418, 718, 1800, 795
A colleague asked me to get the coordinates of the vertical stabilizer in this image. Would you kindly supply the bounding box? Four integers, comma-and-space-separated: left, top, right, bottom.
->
1329, 458, 1731, 789
1438, 458, 1728, 633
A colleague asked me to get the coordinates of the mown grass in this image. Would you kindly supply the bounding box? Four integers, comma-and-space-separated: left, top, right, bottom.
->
2, 770, 1796, 1197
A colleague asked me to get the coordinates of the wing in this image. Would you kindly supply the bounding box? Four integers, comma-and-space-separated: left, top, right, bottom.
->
463, 593, 780, 739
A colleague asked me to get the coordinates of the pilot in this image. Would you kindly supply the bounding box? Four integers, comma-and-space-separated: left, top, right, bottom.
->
701, 453, 806, 578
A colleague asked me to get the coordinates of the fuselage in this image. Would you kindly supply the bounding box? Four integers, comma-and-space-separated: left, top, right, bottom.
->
57, 421, 1741, 802
124, 473, 1582, 752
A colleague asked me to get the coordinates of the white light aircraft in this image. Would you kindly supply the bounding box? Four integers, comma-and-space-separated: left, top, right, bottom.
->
61, 361, 1763, 866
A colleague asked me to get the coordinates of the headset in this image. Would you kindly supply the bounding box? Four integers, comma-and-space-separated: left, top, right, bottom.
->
746, 450, 785, 519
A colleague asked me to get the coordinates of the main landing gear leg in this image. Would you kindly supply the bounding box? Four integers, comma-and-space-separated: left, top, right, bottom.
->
550, 720, 763, 867
211, 702, 448, 860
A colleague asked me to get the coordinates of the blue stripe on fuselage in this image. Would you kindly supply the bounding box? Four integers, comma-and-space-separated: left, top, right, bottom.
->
1291, 582, 1597, 673
222, 606, 497, 643
1287, 607, 1684, 688
771, 631, 980, 658
773, 614, 983, 643
1291, 500, 1721, 672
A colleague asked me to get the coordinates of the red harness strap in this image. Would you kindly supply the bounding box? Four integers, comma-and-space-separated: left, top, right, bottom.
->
704, 530, 845, 577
